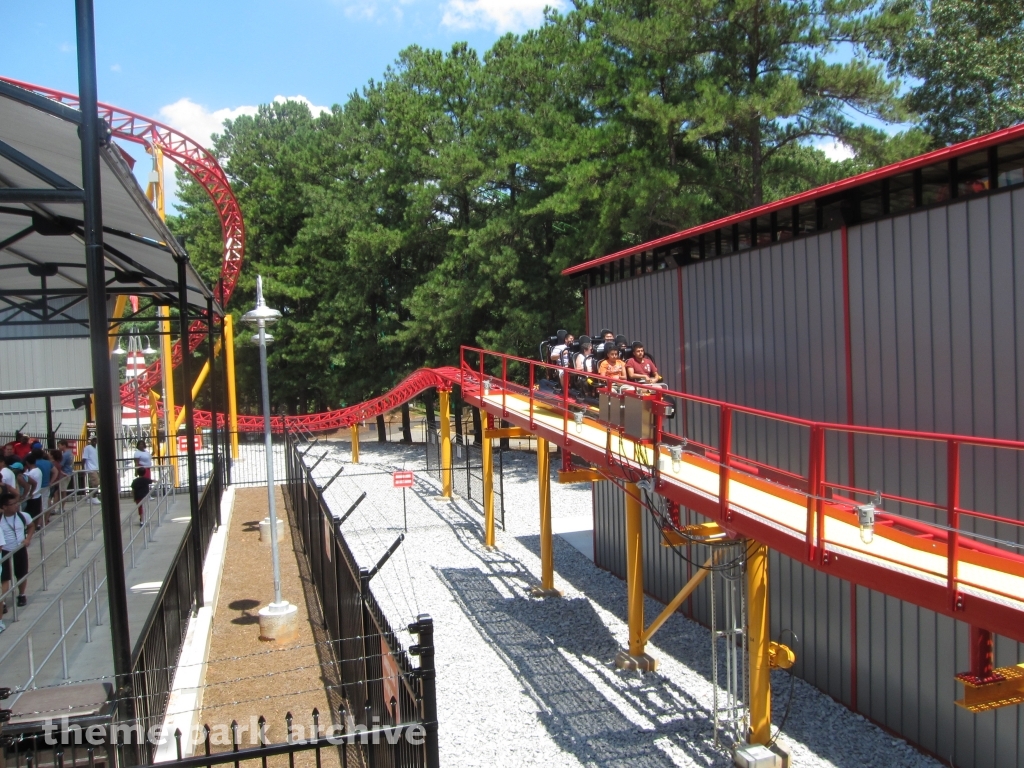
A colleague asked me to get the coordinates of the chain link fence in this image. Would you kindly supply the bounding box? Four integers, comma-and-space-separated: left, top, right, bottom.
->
425, 428, 505, 531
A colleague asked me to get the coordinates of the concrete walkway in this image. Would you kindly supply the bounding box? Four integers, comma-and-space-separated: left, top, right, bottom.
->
0, 491, 192, 695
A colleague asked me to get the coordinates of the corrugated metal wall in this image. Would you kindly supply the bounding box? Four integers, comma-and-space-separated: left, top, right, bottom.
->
585, 267, 683, 392
0, 337, 93, 434
588, 185, 1024, 767
846, 188, 1024, 767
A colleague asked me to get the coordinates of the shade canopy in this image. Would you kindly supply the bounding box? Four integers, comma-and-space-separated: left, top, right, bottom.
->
0, 79, 217, 335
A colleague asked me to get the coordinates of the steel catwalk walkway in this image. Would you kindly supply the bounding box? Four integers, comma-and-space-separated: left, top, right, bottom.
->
448, 348, 1024, 650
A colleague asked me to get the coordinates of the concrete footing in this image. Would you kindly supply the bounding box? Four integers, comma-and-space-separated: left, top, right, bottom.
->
614, 649, 658, 672
258, 601, 299, 643
258, 516, 284, 544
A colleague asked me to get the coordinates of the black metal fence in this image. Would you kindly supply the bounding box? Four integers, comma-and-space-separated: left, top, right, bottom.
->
285, 438, 439, 768
129, 463, 222, 765
424, 428, 505, 531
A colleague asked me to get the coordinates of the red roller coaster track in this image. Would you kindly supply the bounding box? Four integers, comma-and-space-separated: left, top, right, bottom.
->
2, 77, 430, 433
0, 76, 242, 409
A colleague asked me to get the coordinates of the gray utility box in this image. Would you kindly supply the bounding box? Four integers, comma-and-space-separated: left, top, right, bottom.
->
599, 391, 624, 428
622, 395, 654, 442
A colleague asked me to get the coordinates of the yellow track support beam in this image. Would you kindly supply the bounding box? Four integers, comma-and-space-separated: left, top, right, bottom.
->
530, 437, 561, 597
170, 334, 227, 436
486, 427, 530, 439
557, 469, 605, 484
482, 416, 495, 548
748, 540, 771, 744
615, 482, 657, 671
158, 304, 180, 483
350, 424, 359, 464
659, 521, 728, 547
223, 314, 239, 459
640, 555, 713, 646
439, 390, 452, 498
107, 295, 128, 354
148, 389, 160, 452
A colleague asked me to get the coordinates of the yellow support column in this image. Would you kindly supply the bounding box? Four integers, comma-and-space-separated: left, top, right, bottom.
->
530, 438, 562, 598
158, 304, 180, 486
223, 313, 239, 459
748, 540, 771, 744
148, 389, 160, 452
439, 390, 452, 498
482, 415, 495, 548
615, 482, 657, 671
350, 424, 360, 464
107, 295, 128, 354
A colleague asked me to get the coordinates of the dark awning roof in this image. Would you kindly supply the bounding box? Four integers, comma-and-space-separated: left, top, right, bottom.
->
0, 79, 216, 330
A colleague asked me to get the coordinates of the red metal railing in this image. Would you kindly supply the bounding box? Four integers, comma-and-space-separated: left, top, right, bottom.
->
459, 345, 1024, 612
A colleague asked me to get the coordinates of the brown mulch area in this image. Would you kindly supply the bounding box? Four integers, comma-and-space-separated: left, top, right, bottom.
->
197, 486, 357, 767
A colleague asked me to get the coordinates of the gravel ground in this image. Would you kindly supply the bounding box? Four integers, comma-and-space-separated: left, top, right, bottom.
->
302, 440, 941, 768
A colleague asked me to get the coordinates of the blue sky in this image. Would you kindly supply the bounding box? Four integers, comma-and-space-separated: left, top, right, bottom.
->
1, 0, 564, 207
2, 0, 859, 210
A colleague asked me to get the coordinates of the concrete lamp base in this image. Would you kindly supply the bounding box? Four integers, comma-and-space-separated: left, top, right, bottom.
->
615, 649, 658, 672
258, 601, 299, 643
529, 586, 564, 599
258, 517, 285, 545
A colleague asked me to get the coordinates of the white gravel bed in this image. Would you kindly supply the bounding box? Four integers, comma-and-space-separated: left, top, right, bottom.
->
301, 440, 940, 768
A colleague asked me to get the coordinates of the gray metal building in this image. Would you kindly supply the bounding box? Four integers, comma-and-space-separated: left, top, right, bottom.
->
570, 125, 1024, 767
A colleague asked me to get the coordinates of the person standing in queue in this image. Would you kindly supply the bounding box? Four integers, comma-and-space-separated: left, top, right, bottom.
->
133, 440, 153, 480
0, 491, 34, 617
81, 437, 100, 504
23, 455, 43, 529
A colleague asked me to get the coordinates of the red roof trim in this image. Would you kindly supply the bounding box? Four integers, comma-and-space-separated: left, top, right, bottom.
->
563, 122, 1024, 276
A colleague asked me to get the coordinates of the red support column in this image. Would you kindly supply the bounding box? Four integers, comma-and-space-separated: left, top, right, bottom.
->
969, 625, 995, 681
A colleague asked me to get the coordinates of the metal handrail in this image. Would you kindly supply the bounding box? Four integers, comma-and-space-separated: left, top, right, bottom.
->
0, 471, 106, 620
0, 466, 175, 694
460, 345, 1024, 610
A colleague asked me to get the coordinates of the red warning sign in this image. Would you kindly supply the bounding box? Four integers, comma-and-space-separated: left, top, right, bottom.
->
392, 471, 414, 488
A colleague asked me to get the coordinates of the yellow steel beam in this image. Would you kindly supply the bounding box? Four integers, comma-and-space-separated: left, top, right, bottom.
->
171, 337, 224, 434
148, 389, 160, 451
615, 482, 656, 670
640, 555, 713, 645
956, 665, 1024, 712
485, 427, 531, 439
146, 145, 165, 221
439, 390, 452, 498
158, 305, 180, 485
482, 416, 495, 548
108, 294, 128, 354
350, 424, 359, 464
557, 469, 605, 484
223, 314, 239, 459
659, 521, 728, 547
530, 437, 561, 597
748, 541, 771, 744
625, 482, 645, 656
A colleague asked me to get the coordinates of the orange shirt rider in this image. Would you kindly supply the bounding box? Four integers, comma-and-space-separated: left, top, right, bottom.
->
598, 347, 627, 381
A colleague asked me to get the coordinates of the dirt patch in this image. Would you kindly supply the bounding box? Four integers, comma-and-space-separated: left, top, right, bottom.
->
198, 486, 347, 767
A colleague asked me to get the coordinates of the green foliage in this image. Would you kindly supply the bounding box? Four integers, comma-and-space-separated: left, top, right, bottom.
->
880, 0, 1024, 144
170, 0, 938, 414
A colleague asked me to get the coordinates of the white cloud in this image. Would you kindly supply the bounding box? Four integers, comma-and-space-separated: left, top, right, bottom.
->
157, 95, 331, 148
441, 0, 565, 32
153, 95, 331, 212
158, 98, 259, 147
815, 138, 856, 162
271, 94, 333, 116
